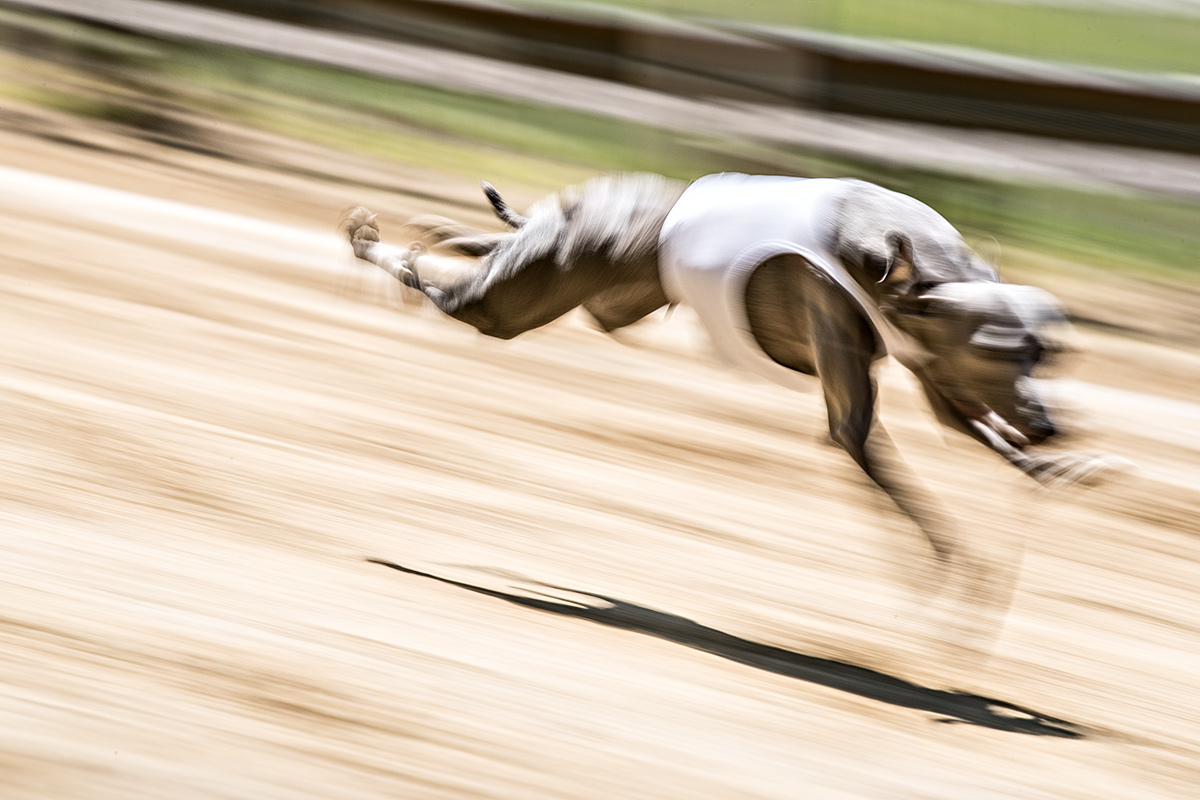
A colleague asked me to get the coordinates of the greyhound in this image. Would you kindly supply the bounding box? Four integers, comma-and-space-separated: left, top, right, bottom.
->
343, 172, 1115, 564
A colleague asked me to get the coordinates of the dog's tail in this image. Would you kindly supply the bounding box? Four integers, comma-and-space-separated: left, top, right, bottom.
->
481, 181, 527, 229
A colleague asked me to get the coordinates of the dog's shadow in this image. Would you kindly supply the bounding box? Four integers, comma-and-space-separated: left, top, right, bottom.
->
368, 558, 1090, 738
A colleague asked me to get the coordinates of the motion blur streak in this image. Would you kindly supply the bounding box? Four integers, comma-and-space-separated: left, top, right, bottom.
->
0, 165, 338, 263
3, 0, 1200, 798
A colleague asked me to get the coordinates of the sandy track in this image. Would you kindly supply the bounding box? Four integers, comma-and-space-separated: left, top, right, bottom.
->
3, 143, 1200, 798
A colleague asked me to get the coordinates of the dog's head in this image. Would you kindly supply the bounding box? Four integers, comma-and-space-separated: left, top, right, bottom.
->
889, 281, 1074, 450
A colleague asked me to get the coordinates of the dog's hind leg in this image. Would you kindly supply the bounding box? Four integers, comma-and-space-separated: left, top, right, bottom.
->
416, 250, 617, 340
583, 283, 672, 333
346, 206, 497, 305
345, 207, 425, 288
345, 205, 612, 340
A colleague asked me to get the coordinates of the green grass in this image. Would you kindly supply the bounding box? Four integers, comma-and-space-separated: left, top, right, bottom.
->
1, 6, 1198, 284
524, 0, 1200, 75
168, 47, 707, 179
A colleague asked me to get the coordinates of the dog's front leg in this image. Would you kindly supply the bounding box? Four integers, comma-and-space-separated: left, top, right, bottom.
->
971, 426, 1123, 489
812, 311, 961, 563
908, 368, 1124, 489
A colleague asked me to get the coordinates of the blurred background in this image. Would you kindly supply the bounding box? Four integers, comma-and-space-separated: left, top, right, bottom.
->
3, 2, 1200, 798
2, 0, 1199, 337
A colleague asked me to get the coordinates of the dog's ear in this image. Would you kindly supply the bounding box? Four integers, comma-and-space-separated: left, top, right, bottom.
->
880, 231, 915, 288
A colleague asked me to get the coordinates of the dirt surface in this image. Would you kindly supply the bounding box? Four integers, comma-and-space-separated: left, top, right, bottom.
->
4, 128, 1200, 799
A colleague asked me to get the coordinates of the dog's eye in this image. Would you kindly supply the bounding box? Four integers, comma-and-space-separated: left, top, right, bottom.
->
890, 295, 945, 317
976, 346, 1037, 364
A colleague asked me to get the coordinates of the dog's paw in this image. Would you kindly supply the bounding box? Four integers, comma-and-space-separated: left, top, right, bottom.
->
1027, 451, 1133, 491
342, 206, 381, 258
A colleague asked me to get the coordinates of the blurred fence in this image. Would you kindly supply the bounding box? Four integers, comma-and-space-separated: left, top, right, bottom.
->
5, 0, 1198, 153
187, 0, 1200, 153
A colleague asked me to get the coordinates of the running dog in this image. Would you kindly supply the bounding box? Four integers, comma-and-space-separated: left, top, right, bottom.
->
344, 173, 1113, 561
